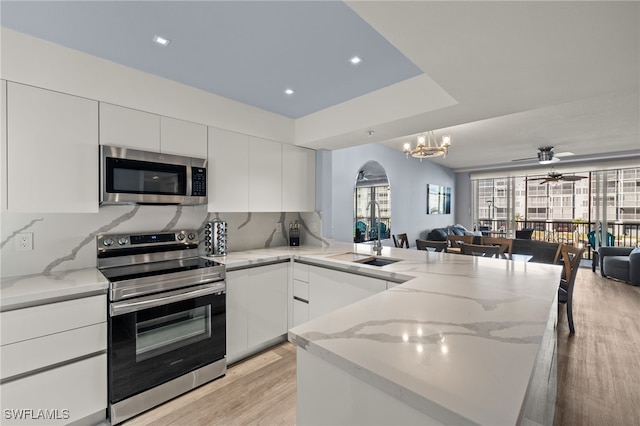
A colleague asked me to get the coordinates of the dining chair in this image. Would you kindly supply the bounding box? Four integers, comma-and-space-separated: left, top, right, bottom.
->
460, 243, 501, 258
556, 244, 585, 334
415, 239, 447, 252
393, 233, 409, 248
480, 237, 513, 259
445, 235, 474, 253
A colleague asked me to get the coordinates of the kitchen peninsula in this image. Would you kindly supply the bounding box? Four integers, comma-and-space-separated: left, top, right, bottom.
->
280, 243, 560, 426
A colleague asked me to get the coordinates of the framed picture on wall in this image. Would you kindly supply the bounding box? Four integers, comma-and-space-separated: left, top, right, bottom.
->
427, 184, 451, 214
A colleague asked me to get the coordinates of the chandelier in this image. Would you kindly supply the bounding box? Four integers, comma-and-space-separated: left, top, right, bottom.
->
403, 131, 451, 161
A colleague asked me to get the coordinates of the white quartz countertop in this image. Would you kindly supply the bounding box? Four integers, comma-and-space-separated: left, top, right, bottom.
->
249, 241, 561, 426
0, 267, 109, 311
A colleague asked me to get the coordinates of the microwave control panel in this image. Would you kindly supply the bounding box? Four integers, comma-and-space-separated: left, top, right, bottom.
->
192, 167, 207, 196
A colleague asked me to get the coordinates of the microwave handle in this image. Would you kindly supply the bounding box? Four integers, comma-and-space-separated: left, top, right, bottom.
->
110, 281, 225, 317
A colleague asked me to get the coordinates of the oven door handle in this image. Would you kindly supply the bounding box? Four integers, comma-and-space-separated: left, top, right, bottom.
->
109, 281, 225, 317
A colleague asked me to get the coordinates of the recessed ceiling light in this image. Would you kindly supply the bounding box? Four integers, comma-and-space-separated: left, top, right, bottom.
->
284, 88, 295, 95
350, 56, 362, 65
153, 35, 170, 46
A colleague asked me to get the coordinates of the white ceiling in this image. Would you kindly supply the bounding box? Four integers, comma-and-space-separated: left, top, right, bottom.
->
2, 1, 638, 172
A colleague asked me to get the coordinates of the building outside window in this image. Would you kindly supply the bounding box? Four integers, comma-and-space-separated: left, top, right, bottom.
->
472, 166, 640, 247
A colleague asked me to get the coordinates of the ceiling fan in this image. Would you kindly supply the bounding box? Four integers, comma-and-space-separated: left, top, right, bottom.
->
512, 147, 574, 164
526, 169, 588, 184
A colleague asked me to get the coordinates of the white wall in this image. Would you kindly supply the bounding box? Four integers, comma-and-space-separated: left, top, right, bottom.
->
328, 143, 455, 245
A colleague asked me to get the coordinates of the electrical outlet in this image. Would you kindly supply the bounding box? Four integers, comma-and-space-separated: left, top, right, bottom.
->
275, 222, 282, 233
16, 232, 33, 251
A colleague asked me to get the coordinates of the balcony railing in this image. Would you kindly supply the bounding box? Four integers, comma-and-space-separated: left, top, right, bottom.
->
476, 219, 640, 259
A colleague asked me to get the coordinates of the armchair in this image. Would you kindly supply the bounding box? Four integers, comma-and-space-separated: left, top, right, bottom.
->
598, 247, 640, 286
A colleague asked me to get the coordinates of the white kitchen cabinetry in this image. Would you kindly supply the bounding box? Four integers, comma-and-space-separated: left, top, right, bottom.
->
160, 116, 207, 158
0, 295, 107, 425
292, 262, 310, 327
249, 136, 282, 212
100, 103, 207, 158
5, 82, 99, 213
207, 127, 249, 212
226, 262, 288, 363
225, 268, 249, 358
282, 144, 316, 212
308, 265, 387, 320
99, 102, 160, 151
207, 128, 315, 213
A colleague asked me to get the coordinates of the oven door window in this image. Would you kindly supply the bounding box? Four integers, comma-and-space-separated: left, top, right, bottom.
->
109, 291, 225, 403
106, 157, 187, 196
136, 305, 211, 362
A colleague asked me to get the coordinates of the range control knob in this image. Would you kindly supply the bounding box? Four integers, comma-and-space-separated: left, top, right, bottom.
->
176, 233, 185, 241
117, 237, 128, 246
103, 238, 114, 247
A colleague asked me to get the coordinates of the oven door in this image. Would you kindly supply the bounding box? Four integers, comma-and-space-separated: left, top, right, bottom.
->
108, 283, 225, 404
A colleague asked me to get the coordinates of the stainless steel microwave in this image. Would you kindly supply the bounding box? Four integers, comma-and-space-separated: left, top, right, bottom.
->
100, 145, 207, 205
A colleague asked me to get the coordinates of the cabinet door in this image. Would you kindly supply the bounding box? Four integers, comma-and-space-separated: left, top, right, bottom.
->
247, 263, 288, 348
0, 354, 106, 425
225, 270, 249, 359
309, 266, 387, 320
282, 144, 316, 212
160, 116, 207, 158
249, 136, 282, 212
99, 102, 160, 151
6, 82, 98, 212
208, 127, 249, 212
293, 299, 309, 327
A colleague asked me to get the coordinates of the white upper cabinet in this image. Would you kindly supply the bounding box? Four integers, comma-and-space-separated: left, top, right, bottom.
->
249, 136, 282, 212
208, 129, 316, 213
282, 144, 316, 212
160, 116, 207, 158
99, 102, 160, 151
6, 82, 99, 212
208, 127, 249, 212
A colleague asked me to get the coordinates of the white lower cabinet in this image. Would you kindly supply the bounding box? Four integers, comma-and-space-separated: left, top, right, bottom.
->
293, 298, 310, 327
307, 265, 388, 321
226, 262, 288, 363
0, 354, 107, 426
0, 295, 107, 425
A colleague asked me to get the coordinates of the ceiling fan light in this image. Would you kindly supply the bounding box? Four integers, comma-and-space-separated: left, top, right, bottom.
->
539, 157, 560, 165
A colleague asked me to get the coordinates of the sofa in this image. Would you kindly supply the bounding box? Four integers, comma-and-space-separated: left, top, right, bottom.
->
422, 225, 482, 243
598, 247, 640, 286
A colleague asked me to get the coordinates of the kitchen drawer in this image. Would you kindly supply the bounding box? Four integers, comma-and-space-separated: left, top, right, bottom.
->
0, 295, 106, 346
0, 322, 106, 380
0, 354, 107, 426
293, 279, 309, 301
293, 262, 309, 283
293, 298, 309, 327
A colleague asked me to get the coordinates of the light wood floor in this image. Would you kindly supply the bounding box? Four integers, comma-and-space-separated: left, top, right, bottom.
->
126, 268, 640, 426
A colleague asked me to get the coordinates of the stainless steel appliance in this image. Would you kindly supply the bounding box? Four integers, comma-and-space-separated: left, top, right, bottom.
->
100, 145, 207, 205
203, 220, 227, 256
97, 230, 225, 425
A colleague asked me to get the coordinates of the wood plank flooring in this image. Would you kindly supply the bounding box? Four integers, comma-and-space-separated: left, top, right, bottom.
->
126, 268, 640, 426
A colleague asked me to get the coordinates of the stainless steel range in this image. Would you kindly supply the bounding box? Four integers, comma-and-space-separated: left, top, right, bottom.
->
97, 230, 226, 425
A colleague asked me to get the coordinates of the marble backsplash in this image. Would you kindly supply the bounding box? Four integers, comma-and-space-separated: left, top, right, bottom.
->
0, 205, 323, 278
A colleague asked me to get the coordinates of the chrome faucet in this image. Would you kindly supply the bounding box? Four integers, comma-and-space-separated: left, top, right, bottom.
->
366, 200, 383, 255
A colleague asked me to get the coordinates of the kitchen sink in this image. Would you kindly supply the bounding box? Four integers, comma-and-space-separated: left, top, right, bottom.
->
327, 252, 401, 267
355, 257, 401, 267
